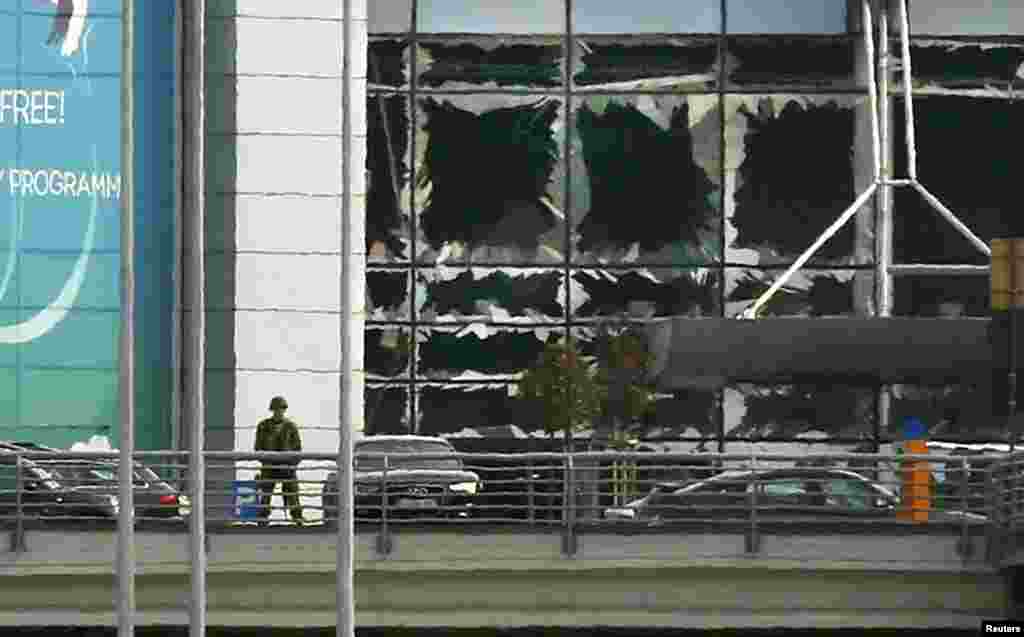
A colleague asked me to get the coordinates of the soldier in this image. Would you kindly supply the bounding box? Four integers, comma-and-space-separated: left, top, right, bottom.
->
254, 396, 304, 526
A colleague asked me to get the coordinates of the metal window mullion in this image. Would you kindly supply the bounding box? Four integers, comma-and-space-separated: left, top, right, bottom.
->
717, 0, 727, 455
564, 0, 574, 368
408, 0, 420, 435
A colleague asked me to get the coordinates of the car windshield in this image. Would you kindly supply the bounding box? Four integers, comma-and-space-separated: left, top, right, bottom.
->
37, 463, 147, 486
354, 440, 461, 471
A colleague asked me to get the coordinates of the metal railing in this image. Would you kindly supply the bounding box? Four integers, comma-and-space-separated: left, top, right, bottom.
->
0, 449, 1001, 560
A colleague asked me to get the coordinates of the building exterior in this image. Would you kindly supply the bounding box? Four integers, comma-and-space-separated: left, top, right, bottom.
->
1, 1, 1021, 462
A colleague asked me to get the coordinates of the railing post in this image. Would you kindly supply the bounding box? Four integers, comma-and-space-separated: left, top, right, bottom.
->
13, 454, 24, 553
959, 456, 972, 561
748, 455, 760, 555
987, 459, 1002, 566
376, 456, 391, 556
526, 458, 535, 526
562, 453, 577, 557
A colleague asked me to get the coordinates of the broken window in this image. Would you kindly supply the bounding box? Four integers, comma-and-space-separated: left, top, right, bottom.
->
418, 1, 564, 35
365, 328, 412, 378
370, 0, 412, 34
727, 0, 848, 34
573, 0, 720, 34
418, 384, 541, 436
726, 268, 873, 317
369, 40, 410, 89
893, 96, 1024, 265
646, 389, 721, 439
573, 38, 718, 91
571, 268, 720, 319
572, 95, 720, 264
418, 267, 564, 323
906, 40, 1024, 91
366, 385, 412, 435
725, 37, 859, 91
418, 38, 563, 89
727, 95, 863, 265
366, 95, 412, 262
415, 95, 565, 264
886, 383, 999, 442
892, 276, 989, 318
909, 1, 1024, 36
724, 384, 875, 440
368, 269, 410, 321
416, 327, 553, 380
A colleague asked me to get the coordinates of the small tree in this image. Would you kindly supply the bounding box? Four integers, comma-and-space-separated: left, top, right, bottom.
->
517, 336, 604, 450
594, 318, 657, 446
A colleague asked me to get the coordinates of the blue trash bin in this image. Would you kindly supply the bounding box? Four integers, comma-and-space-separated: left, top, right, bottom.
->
233, 480, 261, 521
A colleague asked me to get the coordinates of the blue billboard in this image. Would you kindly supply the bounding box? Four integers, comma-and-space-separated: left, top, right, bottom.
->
0, 1, 177, 450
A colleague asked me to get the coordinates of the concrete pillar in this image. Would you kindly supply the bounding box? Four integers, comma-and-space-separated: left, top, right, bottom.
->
189, 2, 366, 521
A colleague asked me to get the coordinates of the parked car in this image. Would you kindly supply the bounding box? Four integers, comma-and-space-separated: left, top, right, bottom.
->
322, 436, 482, 521
603, 467, 988, 523
471, 456, 568, 521
0, 453, 187, 521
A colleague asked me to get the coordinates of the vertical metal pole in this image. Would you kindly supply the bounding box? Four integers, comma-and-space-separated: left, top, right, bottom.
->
376, 458, 391, 555
337, 0, 363, 633
876, 0, 892, 317
185, 0, 207, 634
895, 0, 917, 182
562, 453, 576, 557
960, 457, 971, 562
749, 455, 760, 555
13, 455, 24, 553
527, 458, 535, 525
118, 0, 137, 634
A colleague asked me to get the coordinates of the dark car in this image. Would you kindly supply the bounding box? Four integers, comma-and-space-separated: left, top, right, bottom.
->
0, 454, 186, 521
322, 436, 482, 521
603, 467, 987, 523
471, 456, 568, 521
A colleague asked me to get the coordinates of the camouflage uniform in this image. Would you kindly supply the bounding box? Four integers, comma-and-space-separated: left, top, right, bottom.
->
254, 406, 303, 523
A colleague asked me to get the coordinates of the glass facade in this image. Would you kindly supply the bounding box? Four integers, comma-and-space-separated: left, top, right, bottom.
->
0, 3, 177, 449
367, 1, 1016, 447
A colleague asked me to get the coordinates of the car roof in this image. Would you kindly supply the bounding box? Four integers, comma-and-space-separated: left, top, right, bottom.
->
355, 435, 453, 446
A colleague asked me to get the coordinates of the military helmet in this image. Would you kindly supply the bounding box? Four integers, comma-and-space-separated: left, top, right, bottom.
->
269, 396, 288, 410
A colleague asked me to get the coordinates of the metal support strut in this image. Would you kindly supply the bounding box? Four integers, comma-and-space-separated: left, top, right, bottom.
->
740, 0, 992, 320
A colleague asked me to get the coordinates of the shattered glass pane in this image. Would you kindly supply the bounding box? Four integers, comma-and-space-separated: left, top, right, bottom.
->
725, 268, 875, 317
573, 0, 720, 34
886, 383, 1001, 442
724, 384, 875, 440
414, 94, 566, 265
369, 0, 412, 34
418, 1, 564, 35
418, 384, 543, 437
367, 95, 413, 263
645, 389, 721, 439
417, 267, 565, 324
725, 37, 859, 90
892, 276, 989, 318
366, 384, 411, 435
572, 37, 718, 91
571, 94, 722, 265
727, 0, 848, 35
416, 326, 558, 380
909, 1, 1024, 36
893, 96, 1024, 265
366, 327, 412, 378
367, 269, 411, 321
571, 268, 721, 319
905, 40, 1024, 92
369, 40, 410, 89
418, 38, 563, 89
726, 94, 869, 266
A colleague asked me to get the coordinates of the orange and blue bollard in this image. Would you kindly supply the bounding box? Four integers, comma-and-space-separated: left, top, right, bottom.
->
898, 417, 930, 522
